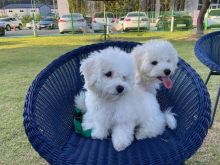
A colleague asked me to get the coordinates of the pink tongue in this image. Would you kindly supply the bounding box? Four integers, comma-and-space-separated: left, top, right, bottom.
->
161, 77, 173, 89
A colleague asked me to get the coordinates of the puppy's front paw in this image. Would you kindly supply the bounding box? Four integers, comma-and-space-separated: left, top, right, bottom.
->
135, 124, 165, 140
112, 137, 132, 152
135, 126, 152, 140
82, 122, 93, 130
135, 131, 148, 140
91, 129, 108, 140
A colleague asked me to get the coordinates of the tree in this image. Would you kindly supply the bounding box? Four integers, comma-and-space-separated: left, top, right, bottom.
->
164, 0, 170, 11
155, 0, 160, 18
140, 0, 147, 11
170, 0, 174, 10
197, 0, 210, 34
87, 1, 96, 16
21, 14, 32, 24
173, 0, 186, 10
68, 0, 87, 15
105, 0, 140, 17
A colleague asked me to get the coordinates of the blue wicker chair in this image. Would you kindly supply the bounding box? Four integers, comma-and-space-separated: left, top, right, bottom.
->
195, 31, 220, 128
24, 41, 211, 164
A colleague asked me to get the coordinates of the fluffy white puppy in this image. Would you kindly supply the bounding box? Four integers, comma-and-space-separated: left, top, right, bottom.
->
76, 47, 174, 151
132, 40, 179, 95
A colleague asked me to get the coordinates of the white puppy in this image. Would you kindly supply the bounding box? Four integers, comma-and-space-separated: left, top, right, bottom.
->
76, 47, 174, 151
132, 40, 179, 95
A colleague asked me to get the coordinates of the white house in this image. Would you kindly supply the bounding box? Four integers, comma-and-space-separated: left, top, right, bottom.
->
57, 0, 69, 16
0, 9, 7, 17
48, 5, 58, 14
1, 4, 53, 17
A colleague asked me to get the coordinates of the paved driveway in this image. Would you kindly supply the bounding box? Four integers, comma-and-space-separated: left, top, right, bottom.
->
4, 29, 62, 37
2, 23, 158, 38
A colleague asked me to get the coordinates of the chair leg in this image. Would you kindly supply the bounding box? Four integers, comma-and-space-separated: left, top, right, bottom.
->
209, 86, 220, 128
205, 71, 212, 85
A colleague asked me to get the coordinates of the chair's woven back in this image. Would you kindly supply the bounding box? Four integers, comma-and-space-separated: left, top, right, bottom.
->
24, 41, 211, 164
195, 31, 220, 72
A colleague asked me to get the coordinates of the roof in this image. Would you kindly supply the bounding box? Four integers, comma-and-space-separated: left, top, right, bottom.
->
4, 4, 47, 9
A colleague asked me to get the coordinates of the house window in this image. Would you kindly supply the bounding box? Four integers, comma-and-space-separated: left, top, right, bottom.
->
20, 10, 24, 12
31, 10, 35, 12
8, 10, 13, 12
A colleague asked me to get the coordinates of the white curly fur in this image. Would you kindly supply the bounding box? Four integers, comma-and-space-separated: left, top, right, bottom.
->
132, 39, 179, 95
131, 40, 179, 129
75, 47, 175, 151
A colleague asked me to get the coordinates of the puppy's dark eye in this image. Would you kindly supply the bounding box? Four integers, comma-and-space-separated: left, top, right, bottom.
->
167, 59, 171, 63
123, 76, 127, 80
151, 61, 158, 65
105, 71, 112, 77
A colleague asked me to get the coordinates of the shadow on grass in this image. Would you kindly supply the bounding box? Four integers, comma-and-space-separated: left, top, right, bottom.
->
101, 37, 196, 46
97, 34, 195, 42
109, 36, 163, 42
84, 34, 162, 42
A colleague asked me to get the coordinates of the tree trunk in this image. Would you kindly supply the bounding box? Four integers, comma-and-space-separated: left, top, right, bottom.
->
179, 0, 186, 11
140, 0, 147, 11
197, 0, 210, 34
155, 0, 160, 18
88, 1, 95, 16
170, 0, 175, 11
164, 0, 169, 11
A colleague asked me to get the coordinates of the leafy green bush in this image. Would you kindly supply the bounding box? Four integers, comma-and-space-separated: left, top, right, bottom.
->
21, 15, 32, 24
35, 14, 42, 21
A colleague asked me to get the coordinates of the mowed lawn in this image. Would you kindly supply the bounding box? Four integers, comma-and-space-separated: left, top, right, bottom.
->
0, 32, 219, 164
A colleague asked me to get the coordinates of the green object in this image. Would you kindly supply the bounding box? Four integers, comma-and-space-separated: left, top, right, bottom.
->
70, 13, 74, 35
32, 13, 37, 37
204, 9, 209, 30
170, 10, 174, 32
204, 9, 220, 29
156, 12, 193, 31
138, 11, 140, 32
73, 107, 91, 137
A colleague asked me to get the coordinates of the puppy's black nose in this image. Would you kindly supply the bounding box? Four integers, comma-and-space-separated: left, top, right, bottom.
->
164, 69, 171, 76
116, 85, 124, 93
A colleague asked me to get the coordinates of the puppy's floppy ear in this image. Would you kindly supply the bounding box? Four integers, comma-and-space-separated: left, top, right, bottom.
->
131, 45, 144, 71
80, 55, 98, 87
80, 56, 94, 76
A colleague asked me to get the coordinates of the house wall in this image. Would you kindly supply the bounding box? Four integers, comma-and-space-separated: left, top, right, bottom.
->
57, 0, 69, 16
51, 8, 58, 14
0, 9, 7, 17
5, 8, 40, 17
1, 5, 52, 18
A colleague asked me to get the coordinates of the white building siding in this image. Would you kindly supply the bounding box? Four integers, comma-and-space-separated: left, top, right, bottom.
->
1, 4, 52, 17
51, 8, 58, 14
0, 9, 7, 16
57, 0, 69, 16
6, 8, 40, 17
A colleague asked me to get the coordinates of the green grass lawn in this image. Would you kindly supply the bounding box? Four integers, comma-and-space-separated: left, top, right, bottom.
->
0, 32, 219, 164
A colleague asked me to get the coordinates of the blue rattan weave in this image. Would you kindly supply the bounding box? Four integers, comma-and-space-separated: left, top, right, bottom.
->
195, 31, 220, 73
23, 41, 211, 165
194, 31, 220, 128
